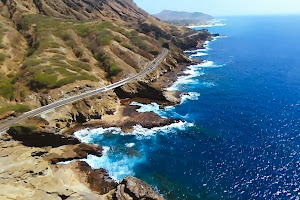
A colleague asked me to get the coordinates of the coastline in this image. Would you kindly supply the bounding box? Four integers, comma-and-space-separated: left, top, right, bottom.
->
0, 31, 215, 199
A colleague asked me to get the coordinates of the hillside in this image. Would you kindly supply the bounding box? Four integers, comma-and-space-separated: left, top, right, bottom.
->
154, 10, 213, 26
0, 0, 214, 199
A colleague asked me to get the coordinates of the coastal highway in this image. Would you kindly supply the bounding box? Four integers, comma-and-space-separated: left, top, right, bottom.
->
0, 48, 169, 134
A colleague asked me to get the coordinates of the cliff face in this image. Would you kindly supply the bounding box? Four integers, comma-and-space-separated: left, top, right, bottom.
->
0, 0, 213, 199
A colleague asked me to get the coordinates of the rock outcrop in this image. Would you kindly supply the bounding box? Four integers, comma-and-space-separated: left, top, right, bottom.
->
114, 177, 164, 200
0, 130, 165, 200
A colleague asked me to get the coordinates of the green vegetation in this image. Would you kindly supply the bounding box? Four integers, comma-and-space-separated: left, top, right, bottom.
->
107, 64, 123, 77
0, 53, 5, 62
10, 124, 37, 133
0, 23, 7, 49
33, 72, 58, 88
67, 60, 92, 71
149, 50, 159, 56
0, 78, 15, 100
22, 58, 44, 68
0, 104, 31, 115
121, 42, 134, 51
130, 36, 148, 51
20, 89, 28, 98
54, 73, 97, 88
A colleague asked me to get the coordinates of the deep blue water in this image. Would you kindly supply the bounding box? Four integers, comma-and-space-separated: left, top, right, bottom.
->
75, 16, 300, 199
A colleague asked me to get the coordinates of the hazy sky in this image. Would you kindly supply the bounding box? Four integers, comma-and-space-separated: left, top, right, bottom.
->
134, 0, 300, 16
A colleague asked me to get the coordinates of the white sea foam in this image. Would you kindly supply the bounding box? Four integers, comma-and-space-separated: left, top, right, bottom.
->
131, 121, 194, 140
74, 121, 194, 181
130, 102, 167, 118
189, 52, 208, 57
167, 64, 205, 91
201, 82, 216, 87
184, 48, 210, 53
75, 121, 193, 141
187, 19, 227, 28
195, 23, 226, 28
193, 60, 225, 68
82, 146, 144, 181
181, 92, 201, 104
125, 143, 135, 148
212, 35, 228, 41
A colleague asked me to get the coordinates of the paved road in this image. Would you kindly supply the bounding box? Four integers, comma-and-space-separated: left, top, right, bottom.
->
0, 48, 168, 134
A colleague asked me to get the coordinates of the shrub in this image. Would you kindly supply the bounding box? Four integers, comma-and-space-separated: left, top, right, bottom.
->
54, 74, 97, 88
33, 72, 58, 88
130, 37, 148, 51
61, 32, 71, 41
0, 104, 31, 115
67, 60, 92, 71
121, 42, 134, 51
108, 64, 123, 77
22, 58, 44, 69
149, 50, 159, 56
0, 78, 15, 100
0, 53, 5, 62
113, 35, 122, 42
10, 124, 37, 133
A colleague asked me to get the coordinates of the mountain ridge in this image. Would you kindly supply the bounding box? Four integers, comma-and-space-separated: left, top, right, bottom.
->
154, 9, 213, 26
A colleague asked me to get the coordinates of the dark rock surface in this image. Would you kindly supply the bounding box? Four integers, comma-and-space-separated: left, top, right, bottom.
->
68, 161, 118, 195
7, 126, 80, 147
114, 177, 165, 200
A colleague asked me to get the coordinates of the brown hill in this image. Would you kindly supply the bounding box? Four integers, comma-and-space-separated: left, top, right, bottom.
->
0, 0, 211, 127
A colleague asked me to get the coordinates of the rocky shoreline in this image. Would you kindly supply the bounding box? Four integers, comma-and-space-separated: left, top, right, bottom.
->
0, 35, 215, 199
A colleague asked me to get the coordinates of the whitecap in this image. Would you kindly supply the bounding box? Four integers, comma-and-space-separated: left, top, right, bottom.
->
130, 102, 167, 118
73, 121, 194, 181
75, 127, 122, 143
167, 64, 205, 91
189, 52, 208, 57
184, 48, 210, 53
181, 92, 201, 104
201, 82, 216, 87
194, 60, 225, 68
212, 35, 228, 41
131, 121, 194, 140
187, 19, 227, 28
75, 121, 194, 142
82, 146, 144, 181
125, 143, 135, 148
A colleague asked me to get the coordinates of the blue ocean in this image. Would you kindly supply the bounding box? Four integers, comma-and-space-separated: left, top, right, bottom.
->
75, 16, 300, 199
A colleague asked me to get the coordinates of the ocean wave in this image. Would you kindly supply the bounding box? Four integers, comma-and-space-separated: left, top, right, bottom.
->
188, 19, 227, 28
73, 121, 194, 181
201, 82, 216, 87
132, 121, 194, 140
75, 121, 194, 142
167, 64, 205, 91
82, 146, 144, 181
184, 48, 210, 53
181, 92, 201, 104
125, 143, 135, 148
212, 35, 228, 41
194, 60, 225, 68
130, 102, 168, 118
189, 52, 208, 57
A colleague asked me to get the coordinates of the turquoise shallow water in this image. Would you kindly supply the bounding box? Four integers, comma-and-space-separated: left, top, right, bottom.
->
75, 16, 300, 199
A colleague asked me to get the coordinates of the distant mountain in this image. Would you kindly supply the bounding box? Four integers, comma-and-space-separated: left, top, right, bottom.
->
154, 10, 213, 26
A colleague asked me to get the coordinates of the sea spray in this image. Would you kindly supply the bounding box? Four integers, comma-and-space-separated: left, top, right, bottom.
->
74, 121, 194, 181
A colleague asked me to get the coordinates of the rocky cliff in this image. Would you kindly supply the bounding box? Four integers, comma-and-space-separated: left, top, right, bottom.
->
0, 0, 214, 199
